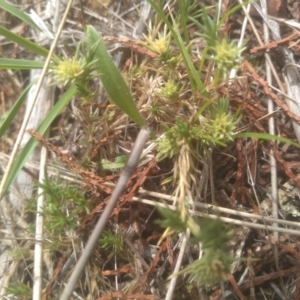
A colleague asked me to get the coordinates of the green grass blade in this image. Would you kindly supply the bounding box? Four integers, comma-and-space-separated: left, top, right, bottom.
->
235, 132, 300, 148
0, 81, 35, 139
86, 25, 145, 127
0, 58, 44, 69
0, 0, 41, 31
219, 1, 252, 30
0, 26, 49, 58
101, 155, 127, 170
178, 0, 189, 44
1, 85, 77, 196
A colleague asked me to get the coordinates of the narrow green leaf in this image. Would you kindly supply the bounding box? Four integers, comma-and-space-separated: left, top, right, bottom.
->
0, 82, 35, 139
219, 1, 252, 30
235, 132, 300, 147
0, 26, 50, 58
0, 0, 41, 31
86, 25, 145, 127
178, 0, 189, 44
1, 85, 77, 196
101, 155, 127, 170
0, 59, 44, 70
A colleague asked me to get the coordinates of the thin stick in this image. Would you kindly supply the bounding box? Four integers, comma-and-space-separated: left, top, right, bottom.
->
60, 126, 150, 300
135, 198, 300, 236
239, 0, 284, 91
2, 148, 299, 231
261, 0, 279, 266
32, 148, 47, 300
165, 230, 190, 300
136, 189, 300, 229
33, 1, 60, 295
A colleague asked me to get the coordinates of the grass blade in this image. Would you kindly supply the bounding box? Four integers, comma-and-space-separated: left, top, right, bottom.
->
0, 26, 50, 58
0, 0, 41, 31
86, 25, 145, 127
0, 82, 35, 139
1, 85, 77, 196
0, 59, 44, 70
235, 132, 300, 147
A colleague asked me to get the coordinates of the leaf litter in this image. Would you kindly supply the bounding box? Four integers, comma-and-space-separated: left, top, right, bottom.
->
2, 0, 300, 299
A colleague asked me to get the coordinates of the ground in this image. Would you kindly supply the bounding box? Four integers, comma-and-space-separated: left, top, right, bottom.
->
1, 0, 300, 299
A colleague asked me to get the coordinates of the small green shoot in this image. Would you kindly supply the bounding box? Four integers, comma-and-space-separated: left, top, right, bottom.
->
158, 207, 234, 286
30, 175, 89, 239
156, 205, 187, 233
4, 282, 32, 299
99, 230, 124, 258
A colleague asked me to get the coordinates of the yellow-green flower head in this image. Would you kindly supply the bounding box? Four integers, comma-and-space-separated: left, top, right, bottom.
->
158, 80, 179, 100
213, 39, 244, 72
209, 112, 238, 142
52, 57, 85, 86
143, 31, 170, 56
152, 36, 169, 55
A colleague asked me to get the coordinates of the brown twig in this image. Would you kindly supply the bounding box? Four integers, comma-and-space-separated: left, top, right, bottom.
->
250, 32, 300, 54
239, 265, 300, 290
228, 274, 246, 300
242, 61, 300, 125
28, 130, 114, 195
